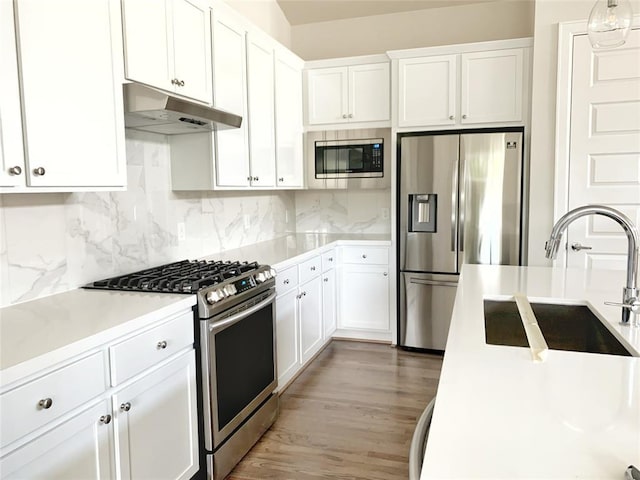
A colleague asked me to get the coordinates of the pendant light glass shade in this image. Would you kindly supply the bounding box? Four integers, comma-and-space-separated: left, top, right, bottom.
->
587, 0, 633, 48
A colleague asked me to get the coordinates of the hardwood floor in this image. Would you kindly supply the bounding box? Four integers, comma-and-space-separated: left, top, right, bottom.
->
228, 340, 443, 480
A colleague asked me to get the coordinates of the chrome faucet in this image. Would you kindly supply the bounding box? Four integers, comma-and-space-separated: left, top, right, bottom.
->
545, 205, 640, 326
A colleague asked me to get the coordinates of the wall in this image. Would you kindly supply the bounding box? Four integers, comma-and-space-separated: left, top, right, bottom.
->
223, 0, 292, 47
0, 132, 295, 307
291, 0, 534, 60
527, 0, 640, 266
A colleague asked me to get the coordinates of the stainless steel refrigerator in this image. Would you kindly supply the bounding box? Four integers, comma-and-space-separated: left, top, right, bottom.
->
398, 130, 524, 350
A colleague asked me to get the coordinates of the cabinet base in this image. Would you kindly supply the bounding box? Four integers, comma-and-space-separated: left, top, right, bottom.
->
207, 394, 279, 480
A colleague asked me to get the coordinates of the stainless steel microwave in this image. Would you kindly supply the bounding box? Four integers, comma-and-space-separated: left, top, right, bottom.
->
306, 129, 390, 189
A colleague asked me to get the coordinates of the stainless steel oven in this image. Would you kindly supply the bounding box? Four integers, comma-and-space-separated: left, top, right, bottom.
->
199, 287, 278, 479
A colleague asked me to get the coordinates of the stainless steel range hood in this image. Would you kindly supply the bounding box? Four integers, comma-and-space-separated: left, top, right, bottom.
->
123, 83, 242, 135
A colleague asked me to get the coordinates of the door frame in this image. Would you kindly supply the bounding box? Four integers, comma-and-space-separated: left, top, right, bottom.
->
554, 17, 640, 266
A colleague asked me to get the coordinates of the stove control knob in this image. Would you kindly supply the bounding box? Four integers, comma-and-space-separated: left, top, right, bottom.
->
255, 272, 267, 283
269, 268, 276, 278
223, 285, 236, 296
206, 289, 225, 304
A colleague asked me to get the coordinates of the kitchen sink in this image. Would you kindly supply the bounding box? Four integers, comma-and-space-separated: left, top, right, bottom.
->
484, 300, 632, 356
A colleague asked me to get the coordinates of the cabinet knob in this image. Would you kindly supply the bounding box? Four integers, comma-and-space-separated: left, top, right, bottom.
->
362, 254, 367, 259
383, 272, 388, 276
157, 340, 168, 349
247, 176, 252, 181
33, 167, 46, 176
278, 177, 284, 182
348, 113, 353, 118
171, 79, 176, 85
342, 114, 348, 119
38, 398, 53, 409
310, 266, 316, 271
324, 277, 328, 282
253, 176, 259, 181
99, 414, 112, 424
303, 291, 307, 296
283, 279, 290, 284
296, 293, 302, 299
120, 402, 132, 412
449, 115, 454, 120
462, 114, 468, 119
178, 79, 185, 87
328, 257, 333, 262
8, 166, 22, 175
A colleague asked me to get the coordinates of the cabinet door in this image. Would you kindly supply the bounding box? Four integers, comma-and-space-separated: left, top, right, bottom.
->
16, 0, 126, 187
306, 67, 349, 125
246, 33, 276, 187
299, 276, 323, 365
171, 0, 212, 103
114, 351, 198, 480
0, 401, 114, 479
0, 0, 25, 188
398, 55, 457, 127
212, 13, 250, 188
322, 268, 337, 339
338, 265, 389, 331
275, 289, 300, 389
121, 0, 174, 93
349, 63, 390, 122
460, 48, 523, 124
275, 51, 304, 188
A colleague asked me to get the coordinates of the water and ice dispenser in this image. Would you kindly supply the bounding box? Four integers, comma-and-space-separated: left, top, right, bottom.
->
409, 194, 437, 233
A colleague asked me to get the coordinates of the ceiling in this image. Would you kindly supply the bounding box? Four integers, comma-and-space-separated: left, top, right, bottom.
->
276, 0, 497, 26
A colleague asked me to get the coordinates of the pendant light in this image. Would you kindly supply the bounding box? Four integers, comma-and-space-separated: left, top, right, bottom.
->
587, 0, 633, 48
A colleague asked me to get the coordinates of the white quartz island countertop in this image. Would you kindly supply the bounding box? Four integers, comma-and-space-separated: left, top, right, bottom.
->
422, 264, 640, 480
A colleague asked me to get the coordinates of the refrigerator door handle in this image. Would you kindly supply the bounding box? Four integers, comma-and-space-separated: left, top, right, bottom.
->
409, 278, 458, 288
458, 150, 465, 253
451, 149, 459, 253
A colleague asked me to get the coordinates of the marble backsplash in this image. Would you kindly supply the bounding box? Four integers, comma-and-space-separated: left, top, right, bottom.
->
0, 131, 391, 307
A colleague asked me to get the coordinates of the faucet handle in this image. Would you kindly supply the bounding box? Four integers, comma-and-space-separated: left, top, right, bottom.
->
604, 299, 640, 314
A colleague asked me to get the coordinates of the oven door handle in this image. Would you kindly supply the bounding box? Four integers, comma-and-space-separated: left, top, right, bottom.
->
208, 291, 277, 333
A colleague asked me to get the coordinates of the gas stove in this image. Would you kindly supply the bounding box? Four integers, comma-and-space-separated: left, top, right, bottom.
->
85, 259, 276, 319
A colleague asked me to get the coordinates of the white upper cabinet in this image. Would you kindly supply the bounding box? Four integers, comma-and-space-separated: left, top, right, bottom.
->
460, 48, 524, 124
0, 0, 25, 188
212, 12, 250, 188
392, 40, 531, 129
398, 55, 457, 127
246, 32, 277, 188
12, 0, 126, 189
274, 50, 304, 188
122, 0, 212, 104
305, 60, 390, 126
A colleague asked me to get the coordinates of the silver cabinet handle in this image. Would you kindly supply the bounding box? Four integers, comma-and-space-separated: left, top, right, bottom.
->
571, 242, 593, 252
99, 414, 112, 424
283, 279, 290, 284
462, 114, 468, 119
178, 80, 185, 87
296, 293, 302, 299
38, 398, 53, 409
449, 115, 454, 120
8, 166, 22, 175
253, 176, 259, 181
328, 257, 333, 262
324, 277, 328, 282
362, 254, 367, 259
310, 266, 316, 271
278, 177, 284, 182
303, 291, 307, 296
33, 167, 45, 176
171, 79, 176, 85
120, 402, 132, 412
157, 340, 167, 349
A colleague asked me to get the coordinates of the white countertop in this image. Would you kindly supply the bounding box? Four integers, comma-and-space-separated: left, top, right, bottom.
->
422, 264, 640, 480
204, 233, 391, 267
0, 289, 196, 387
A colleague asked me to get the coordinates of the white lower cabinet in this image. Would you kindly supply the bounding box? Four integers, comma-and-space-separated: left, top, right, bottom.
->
275, 288, 300, 389
0, 400, 114, 479
0, 310, 199, 480
114, 350, 198, 480
322, 268, 337, 339
338, 265, 390, 332
299, 275, 323, 365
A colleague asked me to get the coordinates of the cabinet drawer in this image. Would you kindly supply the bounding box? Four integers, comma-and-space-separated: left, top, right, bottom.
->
341, 246, 389, 265
298, 255, 322, 284
275, 265, 298, 294
110, 311, 194, 386
321, 249, 336, 271
0, 352, 106, 449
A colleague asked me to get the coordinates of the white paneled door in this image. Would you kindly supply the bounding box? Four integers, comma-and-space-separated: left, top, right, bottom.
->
566, 31, 640, 270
